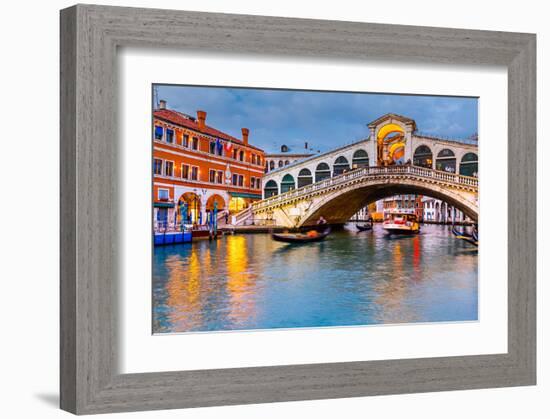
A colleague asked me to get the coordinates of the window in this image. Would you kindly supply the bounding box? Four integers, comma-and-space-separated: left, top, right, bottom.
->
164, 161, 174, 177
191, 166, 198, 181
239, 150, 244, 162
192, 137, 199, 150
269, 161, 275, 170
209, 141, 216, 154
182, 134, 189, 147
158, 189, 169, 200
154, 126, 163, 140
238, 175, 244, 186
251, 154, 256, 165
233, 149, 238, 159
250, 177, 256, 189
278, 160, 283, 168
165, 129, 174, 143
153, 158, 162, 175
216, 171, 223, 184
232, 173, 238, 185
209, 169, 216, 183
181, 164, 189, 179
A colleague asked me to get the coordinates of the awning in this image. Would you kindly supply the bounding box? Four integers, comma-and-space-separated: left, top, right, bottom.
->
230, 192, 262, 199
154, 201, 175, 208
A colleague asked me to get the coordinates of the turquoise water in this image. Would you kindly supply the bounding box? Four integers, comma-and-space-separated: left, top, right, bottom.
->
153, 224, 478, 333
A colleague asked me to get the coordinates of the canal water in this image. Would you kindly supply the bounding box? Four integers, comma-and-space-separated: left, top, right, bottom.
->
153, 224, 478, 334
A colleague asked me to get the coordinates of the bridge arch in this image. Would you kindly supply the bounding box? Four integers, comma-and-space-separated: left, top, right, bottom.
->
413, 145, 433, 169
436, 148, 456, 173
333, 156, 350, 176
280, 174, 296, 193
352, 149, 369, 168
315, 162, 331, 182
263, 180, 278, 198
459, 152, 478, 177
297, 168, 313, 188
298, 179, 477, 227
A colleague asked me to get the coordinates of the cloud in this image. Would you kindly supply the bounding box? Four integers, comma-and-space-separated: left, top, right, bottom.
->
156, 85, 478, 152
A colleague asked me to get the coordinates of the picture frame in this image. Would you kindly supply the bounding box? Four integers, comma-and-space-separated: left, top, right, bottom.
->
60, 4, 536, 414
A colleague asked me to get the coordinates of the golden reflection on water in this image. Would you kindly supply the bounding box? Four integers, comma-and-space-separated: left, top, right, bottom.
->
165, 246, 206, 331
226, 235, 258, 327
373, 241, 417, 324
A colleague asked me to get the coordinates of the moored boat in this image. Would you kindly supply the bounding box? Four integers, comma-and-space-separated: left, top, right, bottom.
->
272, 228, 331, 244
452, 225, 478, 246
383, 212, 420, 235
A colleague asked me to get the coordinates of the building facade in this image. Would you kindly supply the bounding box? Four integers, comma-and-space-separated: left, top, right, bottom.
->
382, 195, 424, 221
422, 197, 467, 223
153, 101, 265, 230
264, 143, 314, 173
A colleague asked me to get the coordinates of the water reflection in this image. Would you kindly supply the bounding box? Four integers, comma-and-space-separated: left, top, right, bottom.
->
153, 224, 478, 333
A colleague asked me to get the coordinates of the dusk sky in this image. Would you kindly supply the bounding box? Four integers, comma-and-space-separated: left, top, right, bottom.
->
156, 85, 478, 154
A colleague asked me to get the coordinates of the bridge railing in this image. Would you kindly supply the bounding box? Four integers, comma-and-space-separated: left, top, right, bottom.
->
253, 165, 478, 211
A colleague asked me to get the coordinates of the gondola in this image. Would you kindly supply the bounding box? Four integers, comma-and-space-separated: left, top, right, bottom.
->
356, 224, 373, 232
272, 228, 331, 244
452, 226, 478, 246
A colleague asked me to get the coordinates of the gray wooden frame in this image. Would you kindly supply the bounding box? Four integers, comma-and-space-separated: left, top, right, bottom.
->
60, 4, 536, 415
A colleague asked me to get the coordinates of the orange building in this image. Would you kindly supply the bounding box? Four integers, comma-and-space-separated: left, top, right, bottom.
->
153, 100, 265, 230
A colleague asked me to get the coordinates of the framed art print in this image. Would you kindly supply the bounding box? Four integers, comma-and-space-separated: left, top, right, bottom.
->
60, 4, 536, 414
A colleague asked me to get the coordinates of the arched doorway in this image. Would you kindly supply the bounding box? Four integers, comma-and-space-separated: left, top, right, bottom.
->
333, 156, 350, 176
264, 180, 278, 198
413, 145, 433, 168
280, 174, 296, 193
352, 149, 369, 168
459, 152, 478, 177
436, 149, 456, 173
205, 194, 225, 225
315, 162, 331, 182
297, 168, 313, 188
388, 142, 406, 164
178, 192, 201, 224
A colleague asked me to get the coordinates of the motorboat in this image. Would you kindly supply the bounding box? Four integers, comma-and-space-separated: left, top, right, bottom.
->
383, 212, 420, 235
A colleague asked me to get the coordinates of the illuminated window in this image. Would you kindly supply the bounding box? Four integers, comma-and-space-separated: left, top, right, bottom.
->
153, 159, 162, 175
181, 164, 189, 179
164, 161, 173, 177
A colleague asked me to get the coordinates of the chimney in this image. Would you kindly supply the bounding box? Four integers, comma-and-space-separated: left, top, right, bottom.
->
241, 128, 249, 145
305, 141, 308, 150
159, 99, 166, 109
196, 110, 207, 131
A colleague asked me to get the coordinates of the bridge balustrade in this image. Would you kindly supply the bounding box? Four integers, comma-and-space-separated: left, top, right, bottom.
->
254, 165, 478, 211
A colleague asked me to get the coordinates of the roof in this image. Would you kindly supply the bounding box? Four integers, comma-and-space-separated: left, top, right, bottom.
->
153, 109, 264, 152
367, 113, 417, 130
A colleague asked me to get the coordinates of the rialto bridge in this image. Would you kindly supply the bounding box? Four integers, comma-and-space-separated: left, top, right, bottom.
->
235, 114, 479, 228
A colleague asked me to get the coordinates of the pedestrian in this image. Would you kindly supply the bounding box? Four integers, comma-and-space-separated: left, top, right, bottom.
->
224, 210, 229, 224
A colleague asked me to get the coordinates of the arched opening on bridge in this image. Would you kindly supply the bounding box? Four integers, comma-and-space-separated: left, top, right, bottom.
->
278, 160, 283, 168
264, 180, 278, 198
280, 174, 296, 193
388, 142, 406, 164
436, 149, 456, 173
297, 168, 313, 188
284, 160, 290, 166
413, 145, 433, 168
459, 152, 478, 177
178, 192, 201, 224
315, 162, 331, 182
376, 123, 405, 166
352, 149, 369, 168
269, 161, 275, 170
333, 156, 350, 176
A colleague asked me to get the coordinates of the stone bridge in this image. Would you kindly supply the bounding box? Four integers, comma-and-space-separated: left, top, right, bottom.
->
242, 165, 478, 228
